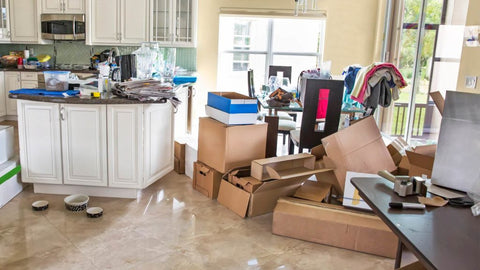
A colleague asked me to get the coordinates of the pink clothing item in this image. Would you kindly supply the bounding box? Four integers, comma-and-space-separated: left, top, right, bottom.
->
351, 63, 406, 103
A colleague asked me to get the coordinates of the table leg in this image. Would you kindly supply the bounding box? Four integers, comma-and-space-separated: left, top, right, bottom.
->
264, 115, 279, 158
395, 239, 403, 269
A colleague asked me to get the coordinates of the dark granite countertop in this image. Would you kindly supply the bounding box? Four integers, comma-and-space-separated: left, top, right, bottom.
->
9, 92, 168, 105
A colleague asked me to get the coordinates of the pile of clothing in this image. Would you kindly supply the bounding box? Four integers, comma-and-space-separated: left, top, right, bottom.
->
344, 63, 407, 113
112, 79, 181, 107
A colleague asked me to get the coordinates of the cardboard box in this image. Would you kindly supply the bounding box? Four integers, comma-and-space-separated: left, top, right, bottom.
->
198, 117, 267, 173
207, 92, 258, 114
205, 105, 257, 125
429, 91, 444, 116
321, 117, 396, 192
228, 168, 263, 193
192, 162, 222, 199
293, 180, 331, 203
0, 126, 14, 165
272, 197, 398, 258
406, 145, 436, 178
0, 159, 22, 208
251, 153, 321, 181
174, 141, 186, 174
217, 177, 305, 218
185, 140, 197, 179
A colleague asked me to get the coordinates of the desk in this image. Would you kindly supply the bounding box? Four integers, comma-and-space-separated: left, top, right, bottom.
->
351, 177, 478, 270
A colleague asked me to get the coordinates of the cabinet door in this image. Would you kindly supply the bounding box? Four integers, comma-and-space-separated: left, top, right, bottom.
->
21, 80, 38, 89
41, 0, 63, 13
151, 0, 173, 44
143, 103, 174, 187
4, 72, 20, 116
61, 104, 107, 186
17, 101, 62, 184
9, 0, 38, 42
90, 0, 119, 44
172, 0, 197, 47
121, 0, 148, 44
64, 0, 85, 13
0, 72, 5, 117
107, 105, 143, 188
0, 0, 10, 41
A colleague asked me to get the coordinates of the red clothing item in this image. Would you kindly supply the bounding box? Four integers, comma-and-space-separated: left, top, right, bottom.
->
351, 63, 406, 103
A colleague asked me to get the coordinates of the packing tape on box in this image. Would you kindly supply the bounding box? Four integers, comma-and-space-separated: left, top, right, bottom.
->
0, 165, 21, 186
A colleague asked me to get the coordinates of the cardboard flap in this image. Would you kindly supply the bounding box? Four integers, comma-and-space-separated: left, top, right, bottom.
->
406, 151, 435, 170
413, 144, 436, 157
254, 177, 305, 193
311, 144, 326, 160
199, 165, 211, 175
231, 176, 263, 193
210, 91, 257, 104
265, 165, 331, 180
294, 181, 332, 202
320, 156, 336, 169
251, 153, 316, 181
429, 91, 444, 116
217, 180, 251, 218
254, 153, 314, 166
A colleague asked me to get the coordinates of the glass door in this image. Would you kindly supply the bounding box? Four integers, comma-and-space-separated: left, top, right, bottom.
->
0, 0, 9, 41
380, 0, 466, 144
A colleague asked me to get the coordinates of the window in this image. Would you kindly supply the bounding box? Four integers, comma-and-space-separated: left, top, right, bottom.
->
217, 16, 325, 95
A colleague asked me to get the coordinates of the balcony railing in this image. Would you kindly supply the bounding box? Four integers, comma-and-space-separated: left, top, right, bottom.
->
391, 102, 435, 138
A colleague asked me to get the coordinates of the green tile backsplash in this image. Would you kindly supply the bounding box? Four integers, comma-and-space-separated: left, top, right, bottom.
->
0, 41, 197, 71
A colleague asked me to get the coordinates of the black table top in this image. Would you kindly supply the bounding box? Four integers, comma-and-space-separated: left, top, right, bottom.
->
351, 177, 479, 270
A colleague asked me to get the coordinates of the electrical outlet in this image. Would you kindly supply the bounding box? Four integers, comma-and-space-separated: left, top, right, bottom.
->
466, 76, 477, 89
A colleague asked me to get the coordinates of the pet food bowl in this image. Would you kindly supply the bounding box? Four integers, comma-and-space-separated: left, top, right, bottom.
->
64, 194, 89, 211
32, 200, 49, 211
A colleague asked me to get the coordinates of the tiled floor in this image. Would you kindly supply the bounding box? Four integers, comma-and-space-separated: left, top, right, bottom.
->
0, 120, 395, 269
0, 172, 395, 270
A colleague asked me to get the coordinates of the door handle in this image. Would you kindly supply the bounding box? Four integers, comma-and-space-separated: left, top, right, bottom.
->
60, 107, 65, 121
73, 16, 76, 38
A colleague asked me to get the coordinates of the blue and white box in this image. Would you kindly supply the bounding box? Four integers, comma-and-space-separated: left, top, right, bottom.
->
207, 92, 258, 114
0, 159, 22, 208
205, 105, 257, 125
0, 125, 14, 165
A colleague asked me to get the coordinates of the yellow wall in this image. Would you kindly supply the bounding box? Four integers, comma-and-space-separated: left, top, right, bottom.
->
196, 0, 385, 93
457, 0, 480, 92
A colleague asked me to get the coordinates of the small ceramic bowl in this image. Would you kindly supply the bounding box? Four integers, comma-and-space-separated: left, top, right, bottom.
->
32, 200, 49, 211
86, 207, 103, 218
64, 194, 89, 212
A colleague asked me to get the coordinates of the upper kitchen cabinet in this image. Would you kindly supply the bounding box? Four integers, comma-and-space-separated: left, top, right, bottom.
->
0, 0, 10, 42
88, 0, 148, 45
151, 0, 197, 47
41, 0, 85, 14
9, 0, 38, 43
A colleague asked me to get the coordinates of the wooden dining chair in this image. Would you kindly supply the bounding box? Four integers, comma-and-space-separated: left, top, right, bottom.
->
289, 79, 344, 154
268, 65, 292, 81
247, 69, 296, 145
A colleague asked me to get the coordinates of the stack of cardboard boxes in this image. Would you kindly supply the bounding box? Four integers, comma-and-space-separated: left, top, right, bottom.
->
0, 125, 22, 208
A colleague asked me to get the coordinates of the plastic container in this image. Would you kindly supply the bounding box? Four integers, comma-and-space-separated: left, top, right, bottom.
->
44, 71, 70, 91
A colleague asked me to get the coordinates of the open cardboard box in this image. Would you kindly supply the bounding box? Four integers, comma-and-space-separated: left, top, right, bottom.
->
251, 153, 328, 181
406, 145, 436, 178
174, 141, 186, 174
272, 197, 398, 258
321, 116, 397, 193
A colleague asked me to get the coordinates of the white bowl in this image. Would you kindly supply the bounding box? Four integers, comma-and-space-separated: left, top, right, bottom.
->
64, 194, 89, 211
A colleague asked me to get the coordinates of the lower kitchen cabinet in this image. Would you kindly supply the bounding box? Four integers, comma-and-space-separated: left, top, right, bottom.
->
17, 101, 63, 184
61, 104, 108, 186
17, 100, 174, 193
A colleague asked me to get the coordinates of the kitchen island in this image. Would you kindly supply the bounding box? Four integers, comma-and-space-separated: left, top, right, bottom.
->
10, 92, 174, 198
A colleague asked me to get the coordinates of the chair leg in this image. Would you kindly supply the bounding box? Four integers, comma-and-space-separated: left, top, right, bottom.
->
288, 138, 294, 155
299, 147, 303, 153
282, 133, 286, 145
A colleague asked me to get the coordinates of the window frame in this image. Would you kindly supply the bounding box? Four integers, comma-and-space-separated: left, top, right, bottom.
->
218, 15, 326, 83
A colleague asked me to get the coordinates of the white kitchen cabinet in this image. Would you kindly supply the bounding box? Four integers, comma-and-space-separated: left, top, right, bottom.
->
4, 72, 20, 116
0, 0, 11, 42
143, 103, 174, 186
107, 105, 143, 188
9, 0, 38, 43
17, 100, 63, 184
89, 0, 148, 45
151, 0, 197, 47
42, 0, 85, 14
21, 80, 38, 89
61, 104, 108, 186
0, 72, 5, 117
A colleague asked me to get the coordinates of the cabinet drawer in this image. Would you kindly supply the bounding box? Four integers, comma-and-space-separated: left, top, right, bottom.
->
20, 72, 39, 81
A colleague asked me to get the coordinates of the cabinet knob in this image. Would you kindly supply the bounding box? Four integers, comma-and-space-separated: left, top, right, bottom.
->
60, 107, 65, 121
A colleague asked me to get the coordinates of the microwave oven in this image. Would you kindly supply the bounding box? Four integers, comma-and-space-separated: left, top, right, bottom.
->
41, 14, 85, 40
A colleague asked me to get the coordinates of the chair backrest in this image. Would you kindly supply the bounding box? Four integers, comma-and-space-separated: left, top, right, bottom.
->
247, 69, 255, 98
299, 79, 344, 149
268, 65, 292, 81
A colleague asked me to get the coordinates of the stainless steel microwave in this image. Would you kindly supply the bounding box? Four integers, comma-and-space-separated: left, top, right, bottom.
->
41, 14, 85, 40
